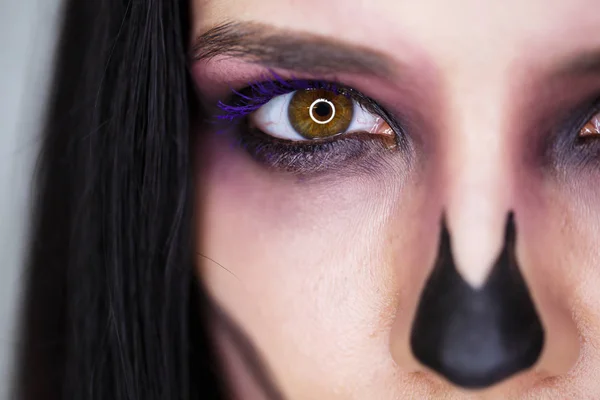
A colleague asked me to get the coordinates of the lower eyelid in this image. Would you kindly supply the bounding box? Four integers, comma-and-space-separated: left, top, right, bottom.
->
234, 128, 396, 175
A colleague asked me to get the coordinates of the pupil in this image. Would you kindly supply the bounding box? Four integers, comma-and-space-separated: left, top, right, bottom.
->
314, 102, 332, 119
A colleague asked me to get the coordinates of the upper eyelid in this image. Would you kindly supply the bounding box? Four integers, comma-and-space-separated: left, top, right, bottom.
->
217, 78, 381, 119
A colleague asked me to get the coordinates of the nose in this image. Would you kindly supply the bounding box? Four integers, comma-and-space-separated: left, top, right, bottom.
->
410, 212, 544, 388
389, 75, 580, 390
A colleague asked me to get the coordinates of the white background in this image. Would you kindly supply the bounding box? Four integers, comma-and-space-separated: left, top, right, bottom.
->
0, 0, 63, 397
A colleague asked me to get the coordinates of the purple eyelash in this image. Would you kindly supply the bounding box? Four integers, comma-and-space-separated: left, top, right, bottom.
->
216, 70, 340, 121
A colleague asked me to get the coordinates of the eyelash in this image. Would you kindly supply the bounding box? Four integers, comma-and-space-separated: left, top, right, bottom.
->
215, 72, 404, 173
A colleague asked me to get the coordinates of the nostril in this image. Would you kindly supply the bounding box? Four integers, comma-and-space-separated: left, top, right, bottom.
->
410, 212, 545, 389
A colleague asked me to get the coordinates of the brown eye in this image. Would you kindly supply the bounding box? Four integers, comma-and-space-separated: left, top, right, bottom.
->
248, 86, 394, 142
579, 111, 600, 137
288, 89, 353, 139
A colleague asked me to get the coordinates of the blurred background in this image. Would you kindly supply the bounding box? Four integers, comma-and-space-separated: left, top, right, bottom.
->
0, 0, 62, 397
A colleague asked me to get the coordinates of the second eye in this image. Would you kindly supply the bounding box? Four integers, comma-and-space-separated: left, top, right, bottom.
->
249, 88, 393, 141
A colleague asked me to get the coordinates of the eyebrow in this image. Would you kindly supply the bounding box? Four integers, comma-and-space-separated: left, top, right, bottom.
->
189, 21, 396, 77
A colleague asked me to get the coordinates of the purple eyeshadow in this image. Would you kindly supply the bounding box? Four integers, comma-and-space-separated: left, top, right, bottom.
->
216, 70, 338, 121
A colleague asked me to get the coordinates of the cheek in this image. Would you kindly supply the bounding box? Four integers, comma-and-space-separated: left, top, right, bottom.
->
516, 167, 600, 375
517, 169, 600, 305
549, 174, 600, 330
194, 130, 426, 393
194, 120, 600, 395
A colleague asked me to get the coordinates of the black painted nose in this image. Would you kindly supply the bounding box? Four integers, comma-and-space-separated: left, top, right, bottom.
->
410, 213, 544, 389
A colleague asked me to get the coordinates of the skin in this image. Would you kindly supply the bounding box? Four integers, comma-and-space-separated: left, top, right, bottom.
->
190, 0, 600, 398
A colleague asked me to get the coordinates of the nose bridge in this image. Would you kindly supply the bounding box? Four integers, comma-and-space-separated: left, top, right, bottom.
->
442, 78, 514, 288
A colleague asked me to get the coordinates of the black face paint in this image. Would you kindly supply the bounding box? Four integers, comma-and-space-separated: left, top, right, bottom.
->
410, 213, 545, 389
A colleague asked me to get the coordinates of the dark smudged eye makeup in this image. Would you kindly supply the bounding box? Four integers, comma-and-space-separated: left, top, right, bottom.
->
214, 71, 401, 174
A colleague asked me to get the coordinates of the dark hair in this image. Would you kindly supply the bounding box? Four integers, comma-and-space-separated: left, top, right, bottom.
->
14, 1, 227, 398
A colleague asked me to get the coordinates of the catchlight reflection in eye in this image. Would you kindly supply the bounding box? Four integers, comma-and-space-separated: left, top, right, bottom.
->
579, 111, 600, 137
249, 88, 394, 141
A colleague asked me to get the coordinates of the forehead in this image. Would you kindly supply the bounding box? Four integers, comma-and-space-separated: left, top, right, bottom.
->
193, 0, 600, 76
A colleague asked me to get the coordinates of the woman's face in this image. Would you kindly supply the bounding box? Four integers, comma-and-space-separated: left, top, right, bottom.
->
190, 0, 600, 398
